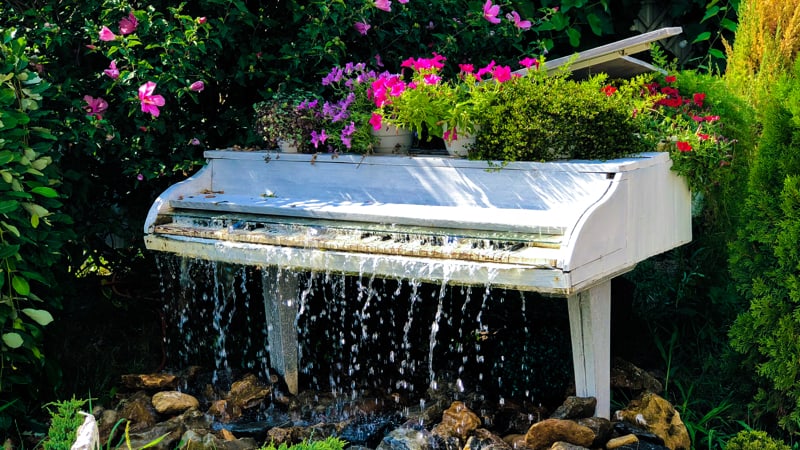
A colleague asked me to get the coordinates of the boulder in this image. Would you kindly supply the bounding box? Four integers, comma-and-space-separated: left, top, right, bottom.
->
614, 392, 690, 450
151, 391, 199, 415
523, 419, 594, 450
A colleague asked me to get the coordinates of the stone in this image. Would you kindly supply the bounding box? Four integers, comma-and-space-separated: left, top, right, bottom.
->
616, 443, 670, 450
501, 434, 525, 449
463, 428, 511, 450
377, 427, 433, 450
550, 442, 589, 450
606, 434, 638, 449
207, 399, 242, 423
121, 373, 178, 390
523, 419, 595, 450
610, 358, 663, 394
151, 391, 200, 415
575, 416, 612, 446
118, 391, 158, 431
550, 397, 597, 420
432, 401, 481, 441
612, 421, 664, 445
227, 373, 271, 410
95, 407, 119, 444
614, 392, 690, 450
126, 419, 185, 450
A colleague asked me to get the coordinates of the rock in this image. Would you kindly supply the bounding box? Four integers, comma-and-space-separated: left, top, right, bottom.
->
614, 392, 690, 450
151, 391, 199, 415
207, 399, 242, 423
523, 419, 594, 450
227, 373, 270, 410
377, 427, 434, 450
615, 443, 670, 450
611, 421, 664, 445
463, 428, 511, 450
549, 397, 596, 420
126, 418, 185, 450
501, 434, 525, 449
121, 373, 178, 390
575, 416, 612, 446
550, 442, 589, 450
179, 429, 257, 450
118, 391, 158, 431
95, 407, 119, 444
610, 358, 663, 394
606, 434, 638, 449
432, 401, 481, 441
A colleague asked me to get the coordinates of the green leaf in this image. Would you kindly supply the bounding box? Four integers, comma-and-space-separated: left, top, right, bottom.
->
0, 151, 14, 165
2, 332, 23, 348
22, 308, 53, 326
721, 18, 738, 33
12, 276, 29, 296
587, 13, 604, 36
0, 200, 19, 214
31, 186, 58, 198
708, 48, 725, 59
566, 27, 581, 48
1, 221, 20, 237
692, 31, 712, 44
702, 5, 721, 23
0, 244, 20, 259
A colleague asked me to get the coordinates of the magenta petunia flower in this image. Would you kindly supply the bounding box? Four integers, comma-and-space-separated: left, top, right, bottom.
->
519, 57, 539, 69
189, 81, 205, 92
492, 65, 512, 83
506, 11, 531, 30
103, 60, 119, 79
119, 13, 138, 35
354, 21, 371, 35
483, 0, 501, 24
375, 0, 391, 12
138, 81, 166, 117
99, 26, 116, 41
369, 113, 383, 130
83, 95, 108, 119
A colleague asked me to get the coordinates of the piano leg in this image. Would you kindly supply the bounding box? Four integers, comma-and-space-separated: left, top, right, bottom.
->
567, 280, 611, 419
263, 267, 300, 395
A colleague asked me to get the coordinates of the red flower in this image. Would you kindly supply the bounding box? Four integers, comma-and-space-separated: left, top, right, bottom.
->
665, 75, 677, 83
698, 133, 710, 141
601, 85, 617, 97
693, 92, 706, 107
677, 141, 693, 152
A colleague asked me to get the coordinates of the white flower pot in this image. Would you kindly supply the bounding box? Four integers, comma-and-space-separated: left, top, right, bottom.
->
371, 125, 413, 154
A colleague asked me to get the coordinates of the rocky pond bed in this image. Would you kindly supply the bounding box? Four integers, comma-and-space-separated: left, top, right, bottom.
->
81, 358, 690, 450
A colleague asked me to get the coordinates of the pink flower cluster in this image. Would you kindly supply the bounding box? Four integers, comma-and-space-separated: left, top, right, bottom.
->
87, 12, 206, 120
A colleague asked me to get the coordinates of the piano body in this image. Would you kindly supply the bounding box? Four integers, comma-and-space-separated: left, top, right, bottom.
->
144, 150, 691, 417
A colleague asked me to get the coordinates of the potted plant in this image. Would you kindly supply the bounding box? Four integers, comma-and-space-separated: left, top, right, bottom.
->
297, 62, 380, 154
471, 66, 653, 162
369, 54, 531, 156
254, 88, 321, 153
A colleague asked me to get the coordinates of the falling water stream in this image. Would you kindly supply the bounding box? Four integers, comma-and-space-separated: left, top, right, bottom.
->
155, 254, 573, 443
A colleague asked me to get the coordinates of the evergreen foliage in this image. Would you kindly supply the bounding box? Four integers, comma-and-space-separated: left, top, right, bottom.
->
728, 59, 800, 434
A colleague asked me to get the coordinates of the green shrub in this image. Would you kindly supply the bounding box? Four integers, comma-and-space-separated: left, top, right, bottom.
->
42, 397, 88, 450
728, 58, 800, 434
260, 437, 348, 450
472, 70, 649, 162
725, 430, 791, 450
0, 29, 72, 427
